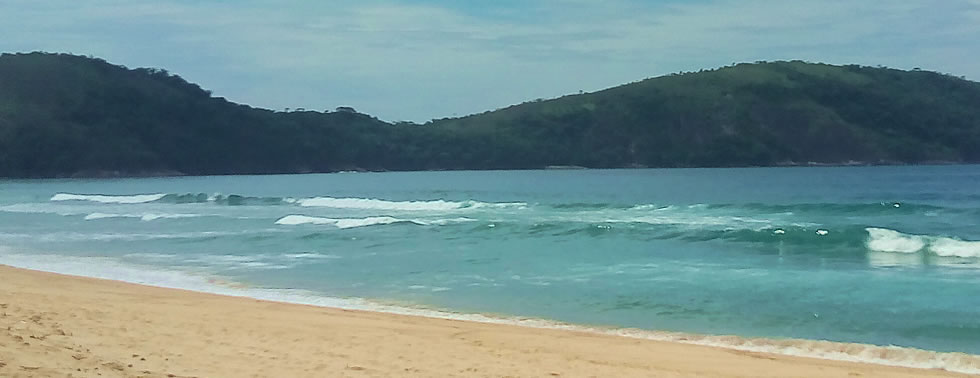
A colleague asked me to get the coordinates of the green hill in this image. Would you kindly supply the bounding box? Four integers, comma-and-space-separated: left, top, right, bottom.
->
424, 61, 980, 169
1, 52, 978, 178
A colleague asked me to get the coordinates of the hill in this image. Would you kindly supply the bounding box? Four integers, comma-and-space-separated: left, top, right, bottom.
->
0, 53, 394, 177
424, 61, 980, 169
1, 52, 978, 177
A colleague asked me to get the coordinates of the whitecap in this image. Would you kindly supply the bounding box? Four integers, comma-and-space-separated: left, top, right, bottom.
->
275, 215, 474, 229
274, 215, 337, 226
0, 203, 83, 216
139, 213, 202, 221
928, 237, 980, 258
51, 193, 167, 204
296, 196, 525, 211
283, 253, 342, 260
84, 212, 135, 220
425, 217, 478, 225
275, 215, 422, 229
866, 228, 926, 253
83, 212, 202, 221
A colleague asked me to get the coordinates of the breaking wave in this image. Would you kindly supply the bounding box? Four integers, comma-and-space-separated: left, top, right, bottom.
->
275, 215, 476, 229
48, 192, 527, 211
51, 193, 167, 204
296, 197, 526, 211
866, 228, 980, 258
84, 212, 204, 222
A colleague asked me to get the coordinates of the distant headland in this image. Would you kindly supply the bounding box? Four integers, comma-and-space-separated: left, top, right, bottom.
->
1, 52, 978, 178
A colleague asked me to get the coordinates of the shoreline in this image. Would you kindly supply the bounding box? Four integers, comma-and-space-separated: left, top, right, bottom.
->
1, 264, 978, 377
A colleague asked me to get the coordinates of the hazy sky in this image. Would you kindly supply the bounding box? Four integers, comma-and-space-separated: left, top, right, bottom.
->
2, 0, 978, 121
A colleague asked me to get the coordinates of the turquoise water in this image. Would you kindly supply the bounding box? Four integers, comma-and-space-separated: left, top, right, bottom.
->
2, 166, 980, 369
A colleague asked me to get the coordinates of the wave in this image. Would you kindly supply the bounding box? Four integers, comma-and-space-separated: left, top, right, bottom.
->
46, 193, 971, 222
506, 222, 980, 261
283, 252, 342, 260
84, 212, 203, 222
543, 201, 940, 215
51, 193, 167, 204
0, 229, 286, 243
297, 196, 526, 211
606, 214, 775, 228
928, 238, 980, 258
48, 192, 292, 206
0, 252, 977, 375
0, 203, 83, 216
866, 228, 980, 258
693, 202, 951, 216
276, 215, 420, 229
275, 215, 475, 229
47, 192, 527, 211
544, 201, 941, 215
160, 193, 291, 206
866, 228, 927, 253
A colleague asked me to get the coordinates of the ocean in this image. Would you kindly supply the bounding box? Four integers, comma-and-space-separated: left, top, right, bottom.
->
2, 166, 979, 373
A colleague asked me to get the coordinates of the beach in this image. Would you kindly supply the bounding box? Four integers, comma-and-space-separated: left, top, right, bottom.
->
0, 265, 971, 378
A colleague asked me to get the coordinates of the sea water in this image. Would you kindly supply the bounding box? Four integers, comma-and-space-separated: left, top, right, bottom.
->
2, 166, 979, 372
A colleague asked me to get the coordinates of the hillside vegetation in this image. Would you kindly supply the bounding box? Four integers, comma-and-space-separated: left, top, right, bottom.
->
1, 52, 978, 177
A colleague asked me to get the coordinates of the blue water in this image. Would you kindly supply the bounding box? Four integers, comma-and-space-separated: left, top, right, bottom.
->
2, 166, 979, 366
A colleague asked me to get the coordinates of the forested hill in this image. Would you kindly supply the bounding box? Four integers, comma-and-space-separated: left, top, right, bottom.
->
1, 52, 979, 178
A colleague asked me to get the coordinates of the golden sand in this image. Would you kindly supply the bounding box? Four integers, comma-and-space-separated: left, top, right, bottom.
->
0, 265, 972, 378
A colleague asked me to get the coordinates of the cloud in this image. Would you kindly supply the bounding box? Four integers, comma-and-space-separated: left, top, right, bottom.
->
1, 0, 978, 121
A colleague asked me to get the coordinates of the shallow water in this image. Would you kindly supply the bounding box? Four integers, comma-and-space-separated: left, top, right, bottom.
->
2, 166, 979, 369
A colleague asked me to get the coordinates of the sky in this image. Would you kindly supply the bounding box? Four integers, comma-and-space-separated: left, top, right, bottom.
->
1, 0, 979, 122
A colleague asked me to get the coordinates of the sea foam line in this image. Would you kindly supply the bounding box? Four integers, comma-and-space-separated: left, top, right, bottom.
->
296, 196, 526, 211
51, 193, 167, 204
275, 215, 475, 229
0, 252, 977, 375
84, 212, 204, 221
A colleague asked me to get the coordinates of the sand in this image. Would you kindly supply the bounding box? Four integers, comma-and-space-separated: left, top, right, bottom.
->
0, 265, 973, 378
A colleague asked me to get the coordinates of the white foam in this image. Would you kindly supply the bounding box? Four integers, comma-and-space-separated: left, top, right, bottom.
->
140, 213, 202, 221
0, 230, 277, 243
83, 212, 132, 220
604, 214, 772, 229
0, 252, 977, 375
275, 215, 421, 229
335, 217, 420, 229
283, 253, 342, 260
929, 238, 980, 258
866, 228, 927, 253
179, 254, 290, 270
631, 204, 673, 211
425, 217, 478, 225
0, 203, 83, 216
296, 196, 525, 211
867, 228, 980, 258
122, 253, 179, 261
51, 193, 167, 204
275, 215, 472, 229
84, 212, 203, 221
274, 215, 335, 225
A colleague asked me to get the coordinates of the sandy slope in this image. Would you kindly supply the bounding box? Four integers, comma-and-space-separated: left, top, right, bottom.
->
0, 265, 972, 378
